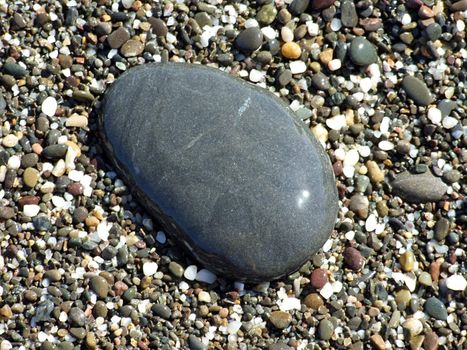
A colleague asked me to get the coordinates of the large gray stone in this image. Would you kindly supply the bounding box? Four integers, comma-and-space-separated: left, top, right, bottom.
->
99, 63, 338, 282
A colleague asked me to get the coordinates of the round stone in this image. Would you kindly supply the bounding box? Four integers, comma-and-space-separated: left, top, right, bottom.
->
311, 268, 328, 289
343, 247, 364, 271
256, 3, 277, 25
281, 42, 302, 59
349, 37, 378, 66
99, 63, 338, 282
235, 27, 263, 53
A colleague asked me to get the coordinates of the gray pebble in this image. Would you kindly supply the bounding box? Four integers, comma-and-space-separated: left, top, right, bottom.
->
425, 297, 448, 321
402, 76, 433, 106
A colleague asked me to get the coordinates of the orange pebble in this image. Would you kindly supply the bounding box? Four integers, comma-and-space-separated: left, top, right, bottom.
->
281, 42, 302, 59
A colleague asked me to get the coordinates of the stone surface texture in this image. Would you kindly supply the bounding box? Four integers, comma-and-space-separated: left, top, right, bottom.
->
99, 63, 338, 282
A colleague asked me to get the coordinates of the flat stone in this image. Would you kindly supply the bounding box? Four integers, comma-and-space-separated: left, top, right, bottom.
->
99, 63, 338, 282
0, 94, 6, 114
256, 3, 277, 25
402, 76, 433, 106
391, 171, 447, 203
349, 37, 378, 66
148, 17, 168, 37
89, 275, 109, 298
318, 319, 334, 340
120, 39, 144, 57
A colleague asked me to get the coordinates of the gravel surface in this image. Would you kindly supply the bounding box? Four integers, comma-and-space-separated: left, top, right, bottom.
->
0, 0, 465, 349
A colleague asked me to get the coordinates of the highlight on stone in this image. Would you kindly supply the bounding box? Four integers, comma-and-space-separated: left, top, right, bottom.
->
99, 63, 338, 282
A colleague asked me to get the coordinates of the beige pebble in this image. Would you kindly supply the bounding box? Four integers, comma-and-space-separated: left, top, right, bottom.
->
366, 160, 384, 183
66, 114, 88, 128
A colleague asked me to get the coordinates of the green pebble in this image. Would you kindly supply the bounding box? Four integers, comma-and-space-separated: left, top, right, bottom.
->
256, 3, 278, 25
402, 75, 433, 106
425, 297, 448, 321
349, 37, 378, 66
168, 261, 184, 278
418, 272, 433, 287
318, 319, 334, 340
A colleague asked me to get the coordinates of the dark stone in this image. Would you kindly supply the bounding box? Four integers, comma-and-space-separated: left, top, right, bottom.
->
107, 27, 130, 49
2, 62, 27, 78
312, 72, 331, 90
99, 63, 338, 282
235, 27, 263, 53
42, 144, 68, 159
152, 304, 172, 319
148, 18, 168, 36
289, 0, 310, 15
0, 93, 6, 114
349, 37, 378, 66
341, 0, 358, 27
401, 76, 433, 106
188, 335, 207, 350
391, 171, 447, 203
311, 0, 335, 10
424, 297, 448, 321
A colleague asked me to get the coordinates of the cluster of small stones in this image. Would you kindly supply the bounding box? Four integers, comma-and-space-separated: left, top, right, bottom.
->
0, 0, 465, 349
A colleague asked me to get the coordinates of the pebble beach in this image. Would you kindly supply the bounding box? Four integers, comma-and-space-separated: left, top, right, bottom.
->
0, 0, 466, 349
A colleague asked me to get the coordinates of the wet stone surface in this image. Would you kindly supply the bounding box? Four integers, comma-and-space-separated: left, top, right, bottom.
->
100, 63, 338, 282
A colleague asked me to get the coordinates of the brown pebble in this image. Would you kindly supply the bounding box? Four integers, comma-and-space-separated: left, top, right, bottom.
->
430, 260, 442, 282
148, 17, 168, 36
319, 48, 333, 65
0, 305, 13, 319
311, 268, 328, 289
418, 5, 434, 18
343, 247, 364, 271
304, 293, 324, 309
18, 196, 40, 207
423, 332, 439, 350
366, 160, 385, 183
370, 334, 386, 350
311, 0, 336, 10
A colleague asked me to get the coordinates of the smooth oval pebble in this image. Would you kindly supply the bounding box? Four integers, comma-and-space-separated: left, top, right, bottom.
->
402, 75, 433, 106
349, 37, 378, 66
99, 63, 338, 282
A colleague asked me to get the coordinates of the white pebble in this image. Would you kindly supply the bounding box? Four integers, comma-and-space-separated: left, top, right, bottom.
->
306, 21, 319, 36
143, 262, 158, 276
442, 116, 458, 129
198, 291, 211, 302
334, 148, 345, 161
320, 282, 334, 299
328, 59, 341, 71
249, 69, 264, 83
196, 269, 217, 284
445, 275, 467, 291
2, 134, 18, 148
378, 140, 394, 151
365, 214, 377, 232
1, 340, 13, 350
358, 145, 371, 158
343, 149, 359, 167
227, 320, 242, 334
278, 297, 301, 311
41, 96, 58, 117
326, 114, 346, 130
23, 204, 40, 217
244, 18, 259, 28
359, 77, 372, 93
68, 170, 84, 182
184, 265, 198, 280
261, 26, 277, 40
330, 18, 342, 31
121, 0, 134, 9
401, 13, 411, 25
7, 155, 21, 170
343, 166, 355, 178
281, 26, 294, 42
289, 60, 306, 74
427, 107, 442, 125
